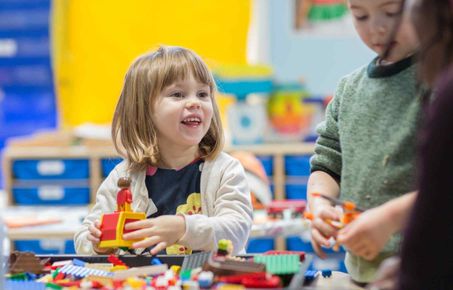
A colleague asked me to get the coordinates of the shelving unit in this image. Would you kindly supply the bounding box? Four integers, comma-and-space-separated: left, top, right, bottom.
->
2, 132, 315, 206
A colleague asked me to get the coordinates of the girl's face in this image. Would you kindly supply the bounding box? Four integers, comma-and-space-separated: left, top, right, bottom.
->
152, 74, 213, 151
348, 0, 419, 63
409, 0, 451, 84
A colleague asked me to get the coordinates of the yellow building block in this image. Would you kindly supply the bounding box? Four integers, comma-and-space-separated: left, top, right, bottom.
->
99, 210, 146, 249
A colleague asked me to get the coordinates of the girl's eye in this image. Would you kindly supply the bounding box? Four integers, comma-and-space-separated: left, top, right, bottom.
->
171, 92, 184, 98
198, 91, 210, 98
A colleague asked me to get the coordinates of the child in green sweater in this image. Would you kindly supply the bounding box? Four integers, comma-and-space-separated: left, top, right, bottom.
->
307, 0, 420, 284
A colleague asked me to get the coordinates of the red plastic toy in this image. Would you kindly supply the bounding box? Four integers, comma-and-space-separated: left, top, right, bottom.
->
266, 199, 307, 218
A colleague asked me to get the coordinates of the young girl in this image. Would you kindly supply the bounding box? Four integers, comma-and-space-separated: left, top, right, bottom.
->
74, 46, 253, 256
397, 0, 453, 288
307, 0, 421, 284
367, 1, 453, 289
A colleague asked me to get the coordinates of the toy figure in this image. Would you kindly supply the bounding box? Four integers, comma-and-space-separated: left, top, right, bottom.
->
216, 239, 233, 257
116, 177, 132, 212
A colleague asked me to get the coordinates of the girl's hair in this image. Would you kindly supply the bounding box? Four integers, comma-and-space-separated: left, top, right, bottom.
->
112, 46, 224, 172
412, 0, 453, 84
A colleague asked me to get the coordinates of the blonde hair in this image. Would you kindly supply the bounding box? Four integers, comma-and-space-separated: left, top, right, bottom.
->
112, 46, 224, 172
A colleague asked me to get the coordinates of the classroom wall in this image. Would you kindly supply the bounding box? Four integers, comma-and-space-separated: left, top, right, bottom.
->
267, 0, 374, 95
53, 0, 251, 127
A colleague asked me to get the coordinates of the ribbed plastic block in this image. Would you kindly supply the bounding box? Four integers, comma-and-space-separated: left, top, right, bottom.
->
253, 254, 300, 275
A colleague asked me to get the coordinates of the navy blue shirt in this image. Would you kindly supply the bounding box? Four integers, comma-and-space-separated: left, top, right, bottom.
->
145, 159, 203, 218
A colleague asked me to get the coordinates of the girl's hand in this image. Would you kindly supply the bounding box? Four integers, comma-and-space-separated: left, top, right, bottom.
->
310, 203, 341, 259
337, 205, 396, 261
88, 220, 113, 254
123, 215, 186, 255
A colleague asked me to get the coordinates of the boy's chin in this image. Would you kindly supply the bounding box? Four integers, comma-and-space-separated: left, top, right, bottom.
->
380, 49, 415, 64
379, 53, 403, 64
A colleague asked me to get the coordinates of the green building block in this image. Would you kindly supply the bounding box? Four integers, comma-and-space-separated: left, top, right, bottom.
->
254, 254, 300, 275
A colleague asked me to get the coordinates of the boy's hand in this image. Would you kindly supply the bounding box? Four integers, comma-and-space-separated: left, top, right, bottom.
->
310, 202, 341, 259
123, 215, 186, 255
366, 256, 400, 290
88, 220, 113, 254
337, 205, 395, 261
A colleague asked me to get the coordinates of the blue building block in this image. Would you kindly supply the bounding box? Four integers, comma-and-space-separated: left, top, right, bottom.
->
304, 270, 319, 283
5, 280, 46, 290
321, 269, 332, 278
25, 273, 37, 280
72, 258, 85, 267
151, 257, 162, 265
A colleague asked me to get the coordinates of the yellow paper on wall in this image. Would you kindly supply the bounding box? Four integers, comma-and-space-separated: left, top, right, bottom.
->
52, 0, 251, 127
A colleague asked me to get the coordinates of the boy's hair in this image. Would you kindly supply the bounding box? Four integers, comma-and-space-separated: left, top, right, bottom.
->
112, 46, 224, 172
412, 0, 453, 84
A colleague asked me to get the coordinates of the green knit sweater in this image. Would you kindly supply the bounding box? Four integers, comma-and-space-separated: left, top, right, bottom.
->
311, 55, 422, 283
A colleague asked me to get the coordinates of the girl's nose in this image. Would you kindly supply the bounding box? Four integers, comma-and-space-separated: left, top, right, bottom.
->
377, 24, 387, 34
374, 20, 388, 34
186, 100, 201, 109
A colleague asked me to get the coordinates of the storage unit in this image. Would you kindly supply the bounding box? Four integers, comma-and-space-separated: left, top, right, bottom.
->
3, 133, 315, 204
3, 138, 117, 205
0, 0, 58, 188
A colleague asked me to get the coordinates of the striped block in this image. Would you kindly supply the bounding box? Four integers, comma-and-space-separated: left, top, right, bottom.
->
59, 264, 112, 278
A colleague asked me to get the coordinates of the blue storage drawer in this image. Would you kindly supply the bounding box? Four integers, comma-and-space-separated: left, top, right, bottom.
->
0, 8, 49, 31
101, 158, 123, 177
257, 155, 273, 177
0, 65, 53, 87
285, 183, 308, 200
247, 238, 275, 253
13, 159, 89, 179
3, 91, 56, 123
13, 185, 90, 205
0, 37, 49, 58
285, 155, 312, 176
15, 239, 75, 254
286, 236, 312, 252
286, 236, 345, 254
